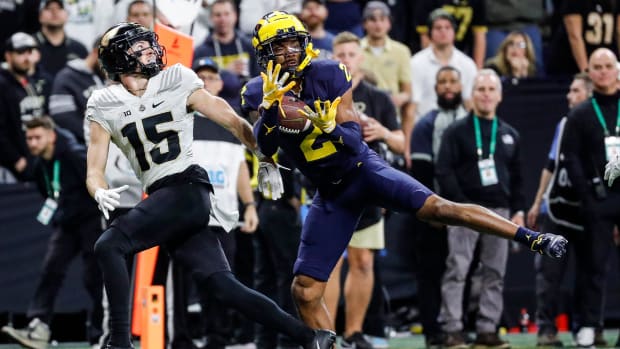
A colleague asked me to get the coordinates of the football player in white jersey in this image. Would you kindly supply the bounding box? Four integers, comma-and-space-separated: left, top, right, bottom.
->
85, 23, 335, 349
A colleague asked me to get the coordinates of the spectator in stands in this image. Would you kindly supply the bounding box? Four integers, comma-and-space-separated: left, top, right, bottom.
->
526, 73, 599, 347
485, 31, 537, 79
1, 116, 103, 349
410, 9, 477, 123
360, 1, 413, 166
484, 0, 544, 75
547, 0, 620, 76
324, 0, 363, 37
324, 31, 404, 349
35, 0, 88, 76
238, 0, 303, 35
0, 0, 39, 60
29, 42, 54, 113
126, 0, 154, 28
561, 48, 620, 347
49, 37, 104, 144
63, 0, 97, 50
299, 0, 334, 58
194, 0, 259, 81
436, 69, 524, 349
415, 0, 487, 68
409, 65, 468, 348
0, 32, 46, 181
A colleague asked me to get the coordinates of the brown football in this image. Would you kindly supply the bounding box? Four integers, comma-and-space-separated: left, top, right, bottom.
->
279, 96, 311, 134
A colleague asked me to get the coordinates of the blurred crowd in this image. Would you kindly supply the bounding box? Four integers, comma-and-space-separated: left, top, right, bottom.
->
2, 1, 620, 349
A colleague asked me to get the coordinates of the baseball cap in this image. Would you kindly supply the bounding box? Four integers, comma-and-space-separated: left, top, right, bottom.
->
302, 0, 326, 6
5, 32, 38, 52
192, 56, 220, 73
362, 1, 390, 20
40, 0, 64, 10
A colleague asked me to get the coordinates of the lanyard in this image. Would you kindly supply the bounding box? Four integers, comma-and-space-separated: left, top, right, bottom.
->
42, 160, 60, 200
591, 98, 620, 136
473, 115, 497, 159
213, 37, 244, 62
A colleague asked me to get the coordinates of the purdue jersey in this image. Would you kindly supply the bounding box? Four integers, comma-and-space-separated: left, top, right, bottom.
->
86, 64, 203, 189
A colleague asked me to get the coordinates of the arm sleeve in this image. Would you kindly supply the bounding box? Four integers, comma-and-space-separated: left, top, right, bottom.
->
435, 125, 469, 202
253, 106, 280, 158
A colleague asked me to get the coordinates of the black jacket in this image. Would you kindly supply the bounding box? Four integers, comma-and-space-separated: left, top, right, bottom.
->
0, 68, 45, 175
436, 113, 525, 214
562, 91, 620, 207
32, 128, 99, 225
49, 59, 103, 144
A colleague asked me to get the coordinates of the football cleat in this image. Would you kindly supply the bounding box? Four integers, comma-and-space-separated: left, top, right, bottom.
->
1, 318, 50, 349
305, 329, 336, 349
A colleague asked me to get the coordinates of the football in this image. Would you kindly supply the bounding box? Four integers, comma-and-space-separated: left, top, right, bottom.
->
279, 96, 312, 134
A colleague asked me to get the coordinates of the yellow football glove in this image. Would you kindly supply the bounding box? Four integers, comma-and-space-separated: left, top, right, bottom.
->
299, 97, 341, 134
260, 60, 296, 110
296, 42, 320, 73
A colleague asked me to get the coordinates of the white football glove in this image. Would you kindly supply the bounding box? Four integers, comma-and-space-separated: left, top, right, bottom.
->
604, 155, 620, 186
94, 185, 129, 219
257, 161, 284, 200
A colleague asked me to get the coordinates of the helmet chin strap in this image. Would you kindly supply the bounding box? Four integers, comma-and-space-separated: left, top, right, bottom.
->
296, 42, 320, 73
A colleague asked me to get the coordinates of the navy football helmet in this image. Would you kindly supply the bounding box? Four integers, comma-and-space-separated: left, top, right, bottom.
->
98, 22, 165, 81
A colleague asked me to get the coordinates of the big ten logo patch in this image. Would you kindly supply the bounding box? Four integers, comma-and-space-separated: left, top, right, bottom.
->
206, 165, 228, 188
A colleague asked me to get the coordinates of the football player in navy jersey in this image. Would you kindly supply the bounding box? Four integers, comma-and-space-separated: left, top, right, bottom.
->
242, 11, 569, 331
85, 22, 335, 349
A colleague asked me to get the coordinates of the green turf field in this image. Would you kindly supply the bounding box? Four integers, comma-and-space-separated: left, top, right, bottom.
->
1, 331, 618, 349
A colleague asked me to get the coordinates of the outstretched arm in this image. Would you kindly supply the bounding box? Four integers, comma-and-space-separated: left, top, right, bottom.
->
86, 121, 111, 197
189, 88, 258, 154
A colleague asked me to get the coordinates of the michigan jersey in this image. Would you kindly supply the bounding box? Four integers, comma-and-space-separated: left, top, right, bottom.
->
86, 64, 203, 189
242, 59, 369, 186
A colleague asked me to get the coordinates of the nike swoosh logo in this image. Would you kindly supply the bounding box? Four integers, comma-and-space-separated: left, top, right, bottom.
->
152, 100, 165, 108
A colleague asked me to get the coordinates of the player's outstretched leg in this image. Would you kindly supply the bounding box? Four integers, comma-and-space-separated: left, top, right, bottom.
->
199, 271, 335, 349
292, 274, 335, 330
416, 195, 568, 258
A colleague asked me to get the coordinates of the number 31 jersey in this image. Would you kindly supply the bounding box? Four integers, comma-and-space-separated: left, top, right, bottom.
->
86, 64, 203, 189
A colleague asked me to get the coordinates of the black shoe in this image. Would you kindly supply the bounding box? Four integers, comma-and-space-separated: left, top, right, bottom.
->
594, 331, 608, 347
443, 332, 469, 349
305, 329, 336, 349
474, 333, 510, 349
425, 333, 445, 349
342, 332, 374, 349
